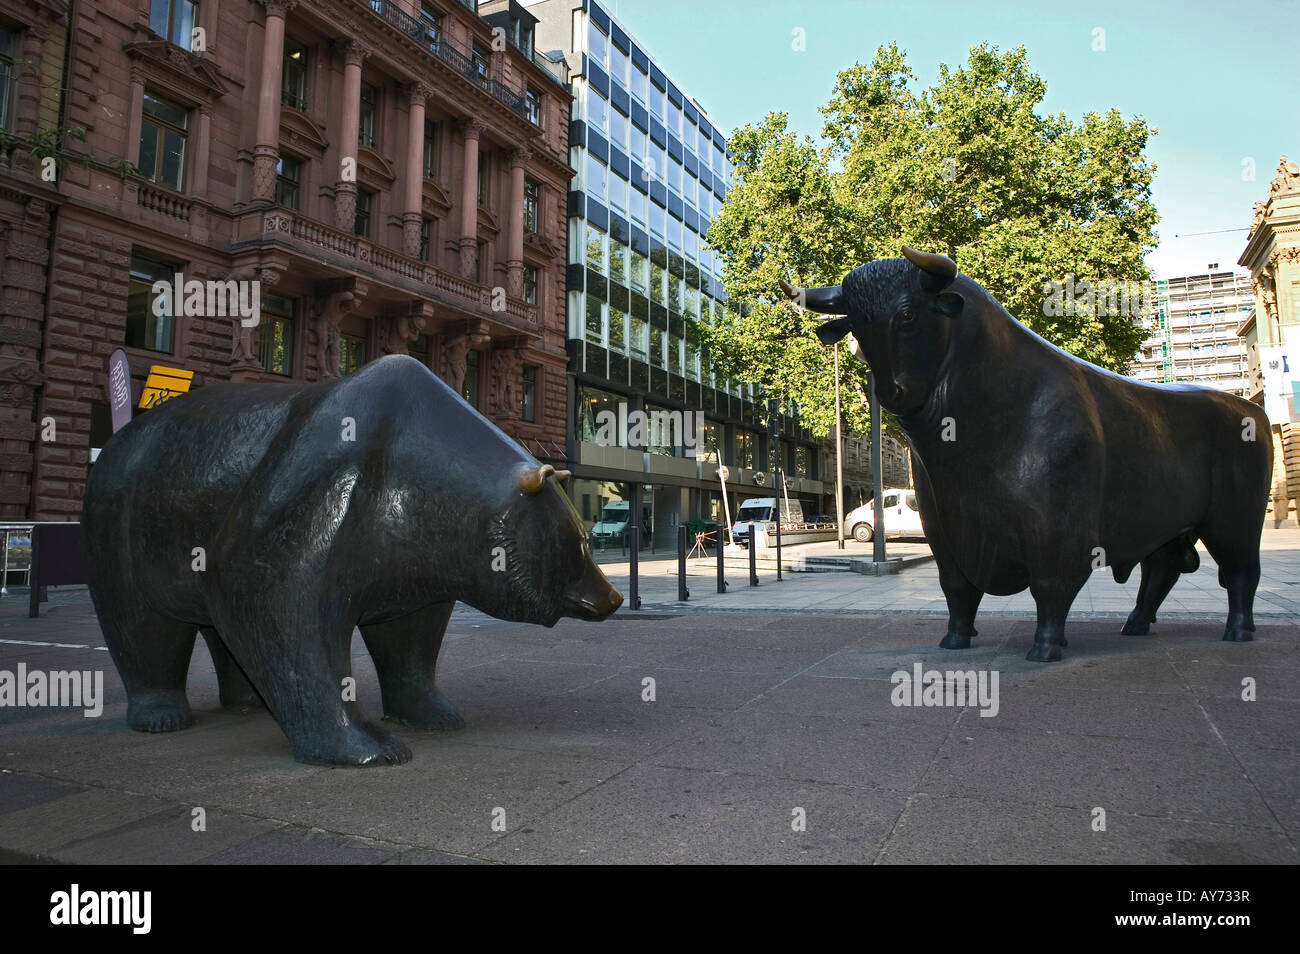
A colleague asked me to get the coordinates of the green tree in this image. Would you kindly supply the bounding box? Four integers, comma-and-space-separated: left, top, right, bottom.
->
703, 42, 1158, 437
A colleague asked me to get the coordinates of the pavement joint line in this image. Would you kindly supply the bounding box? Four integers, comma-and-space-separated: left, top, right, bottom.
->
0, 638, 110, 651
1168, 650, 1300, 853
0, 766, 495, 862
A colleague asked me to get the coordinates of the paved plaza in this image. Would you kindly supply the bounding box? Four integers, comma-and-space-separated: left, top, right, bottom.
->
0, 531, 1296, 863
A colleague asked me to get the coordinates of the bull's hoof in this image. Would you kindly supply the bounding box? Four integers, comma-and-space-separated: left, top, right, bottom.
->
127, 692, 193, 733
939, 632, 973, 650
1025, 642, 1063, 662
292, 721, 413, 767
383, 688, 465, 731
1222, 626, 1255, 643
1120, 619, 1150, 636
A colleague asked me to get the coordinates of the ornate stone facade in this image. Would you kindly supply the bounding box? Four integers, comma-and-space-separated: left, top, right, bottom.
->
4, 0, 573, 519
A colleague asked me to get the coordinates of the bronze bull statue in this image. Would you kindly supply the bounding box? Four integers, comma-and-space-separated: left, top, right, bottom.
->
782, 248, 1271, 661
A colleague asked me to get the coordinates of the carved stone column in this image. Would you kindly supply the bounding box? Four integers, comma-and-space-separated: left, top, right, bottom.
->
252, 0, 296, 203
192, 105, 212, 197
506, 148, 530, 298
403, 85, 430, 257
335, 41, 369, 231
457, 118, 483, 279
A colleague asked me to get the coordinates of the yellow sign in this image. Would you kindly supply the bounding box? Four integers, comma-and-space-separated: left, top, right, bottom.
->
138, 365, 194, 409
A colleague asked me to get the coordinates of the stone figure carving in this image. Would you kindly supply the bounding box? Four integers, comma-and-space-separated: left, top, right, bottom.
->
82, 355, 623, 765
314, 288, 360, 378
782, 248, 1272, 661
438, 334, 471, 395
1269, 155, 1300, 198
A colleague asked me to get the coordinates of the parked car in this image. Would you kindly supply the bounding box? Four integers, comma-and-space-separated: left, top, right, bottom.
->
844, 489, 925, 542
731, 497, 804, 546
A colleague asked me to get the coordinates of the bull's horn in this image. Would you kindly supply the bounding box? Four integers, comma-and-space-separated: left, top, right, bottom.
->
518, 463, 555, 495
554, 469, 573, 488
901, 246, 958, 289
778, 278, 845, 314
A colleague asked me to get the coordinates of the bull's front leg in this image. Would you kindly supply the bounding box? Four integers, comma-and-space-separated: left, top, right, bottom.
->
1026, 571, 1089, 662
936, 552, 983, 650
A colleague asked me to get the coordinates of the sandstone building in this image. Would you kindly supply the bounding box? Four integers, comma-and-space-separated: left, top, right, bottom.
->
1, 0, 573, 519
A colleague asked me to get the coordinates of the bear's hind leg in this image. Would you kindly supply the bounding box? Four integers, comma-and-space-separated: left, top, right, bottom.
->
199, 628, 264, 711
360, 602, 463, 730
96, 604, 197, 733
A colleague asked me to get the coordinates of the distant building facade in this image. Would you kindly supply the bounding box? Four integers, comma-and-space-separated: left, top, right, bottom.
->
1238, 155, 1300, 525
530, 0, 822, 548
1, 0, 573, 520
1130, 270, 1252, 395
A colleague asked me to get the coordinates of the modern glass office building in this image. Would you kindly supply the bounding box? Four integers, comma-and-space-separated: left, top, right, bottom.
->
531, 0, 823, 549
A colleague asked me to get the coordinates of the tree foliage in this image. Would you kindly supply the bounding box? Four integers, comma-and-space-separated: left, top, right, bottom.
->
703, 43, 1159, 437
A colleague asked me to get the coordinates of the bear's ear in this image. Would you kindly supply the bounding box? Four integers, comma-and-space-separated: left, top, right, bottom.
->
517, 463, 555, 495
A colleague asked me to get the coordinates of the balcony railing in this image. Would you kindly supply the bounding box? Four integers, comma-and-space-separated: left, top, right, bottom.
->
259, 208, 539, 330
137, 181, 191, 222
365, 0, 539, 116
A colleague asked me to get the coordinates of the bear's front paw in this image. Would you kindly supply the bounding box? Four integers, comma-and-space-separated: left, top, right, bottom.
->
127, 692, 193, 733
291, 721, 412, 767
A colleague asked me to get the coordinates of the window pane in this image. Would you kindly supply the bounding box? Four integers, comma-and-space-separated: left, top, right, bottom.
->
629, 316, 647, 359
521, 365, 537, 421
143, 93, 187, 129
125, 254, 176, 353
608, 306, 625, 350
586, 88, 607, 131
138, 123, 159, 181
172, 0, 195, 48
160, 129, 185, 189
149, 0, 170, 39
609, 240, 625, 283
587, 19, 607, 64
585, 296, 603, 344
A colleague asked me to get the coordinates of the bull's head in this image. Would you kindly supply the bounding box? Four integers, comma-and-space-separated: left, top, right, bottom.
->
780, 247, 963, 417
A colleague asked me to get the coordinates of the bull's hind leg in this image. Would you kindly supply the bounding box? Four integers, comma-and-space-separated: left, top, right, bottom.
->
360, 601, 463, 730
1199, 529, 1262, 643
199, 628, 264, 711
207, 603, 412, 766
1121, 537, 1193, 635
93, 599, 197, 732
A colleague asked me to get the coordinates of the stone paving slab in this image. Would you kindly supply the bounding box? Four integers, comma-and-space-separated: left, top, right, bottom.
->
1, 595, 1295, 863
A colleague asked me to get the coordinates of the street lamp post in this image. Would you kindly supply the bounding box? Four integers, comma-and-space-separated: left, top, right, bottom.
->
869, 370, 886, 563
835, 341, 845, 550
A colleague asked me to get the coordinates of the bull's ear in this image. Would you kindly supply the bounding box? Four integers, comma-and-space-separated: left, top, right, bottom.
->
517, 463, 555, 495
934, 291, 964, 317
814, 317, 853, 345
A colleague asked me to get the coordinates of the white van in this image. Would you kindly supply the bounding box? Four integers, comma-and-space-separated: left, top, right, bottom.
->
844, 489, 925, 542
731, 497, 804, 546
589, 500, 650, 548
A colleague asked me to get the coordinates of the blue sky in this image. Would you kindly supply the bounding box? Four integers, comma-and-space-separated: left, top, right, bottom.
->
588, 0, 1299, 277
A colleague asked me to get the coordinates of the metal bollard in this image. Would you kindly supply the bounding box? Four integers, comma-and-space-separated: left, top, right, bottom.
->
749, 522, 759, 587
628, 524, 642, 610
775, 518, 783, 581
716, 527, 727, 593
677, 524, 689, 602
